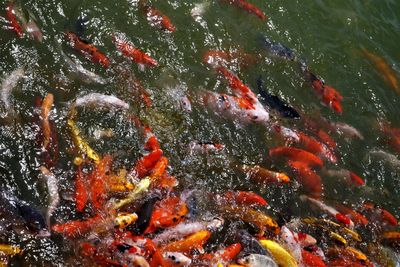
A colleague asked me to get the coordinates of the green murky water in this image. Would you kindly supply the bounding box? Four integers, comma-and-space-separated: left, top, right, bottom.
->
0, 0, 399, 265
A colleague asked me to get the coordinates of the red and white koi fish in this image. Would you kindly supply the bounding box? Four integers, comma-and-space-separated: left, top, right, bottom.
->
65, 32, 110, 68
300, 195, 354, 228
113, 35, 158, 67
220, 0, 267, 20
180, 95, 192, 112
189, 141, 225, 153
322, 168, 365, 187
359, 202, 398, 227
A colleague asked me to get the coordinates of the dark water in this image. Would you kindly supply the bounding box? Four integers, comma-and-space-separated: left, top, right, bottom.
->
0, 0, 399, 266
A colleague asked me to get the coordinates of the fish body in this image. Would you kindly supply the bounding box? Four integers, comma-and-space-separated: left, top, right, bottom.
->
330, 122, 364, 140
163, 252, 191, 266
368, 149, 400, 168
65, 31, 110, 68
222, 191, 268, 206
1, 67, 25, 112
270, 147, 323, 168
361, 48, 399, 94
238, 254, 278, 267
113, 177, 151, 210
322, 168, 365, 187
5, 2, 23, 37
51, 215, 103, 239
297, 132, 337, 163
257, 77, 300, 119
131, 149, 163, 179
0, 244, 22, 256
221, 0, 267, 20
74, 93, 129, 110
68, 119, 101, 163
288, 161, 323, 199
0, 192, 49, 236
41, 93, 54, 149
301, 250, 326, 267
113, 35, 158, 67
189, 141, 225, 152
180, 95, 192, 112
161, 230, 211, 253
142, 3, 175, 32
74, 166, 88, 212
39, 166, 59, 228
61, 50, 107, 84
241, 164, 291, 184
260, 36, 297, 61
236, 230, 270, 256
259, 239, 298, 267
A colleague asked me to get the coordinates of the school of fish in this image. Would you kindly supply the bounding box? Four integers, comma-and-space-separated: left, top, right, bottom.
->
0, 0, 399, 266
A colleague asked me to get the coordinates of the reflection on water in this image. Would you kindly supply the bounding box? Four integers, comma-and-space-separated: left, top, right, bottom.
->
0, 0, 399, 266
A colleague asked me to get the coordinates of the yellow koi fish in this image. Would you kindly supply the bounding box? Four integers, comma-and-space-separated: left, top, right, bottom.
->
259, 239, 297, 267
112, 177, 150, 210
68, 119, 101, 163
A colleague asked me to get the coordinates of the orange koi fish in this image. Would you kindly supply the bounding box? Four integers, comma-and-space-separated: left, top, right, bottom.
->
150, 156, 168, 181
270, 146, 324, 168
301, 249, 327, 267
90, 155, 112, 210
298, 132, 337, 163
133, 80, 152, 108
144, 196, 188, 234
221, 0, 267, 20
361, 48, 399, 94
222, 191, 268, 206
41, 93, 54, 149
379, 122, 400, 154
288, 161, 323, 199
74, 165, 88, 212
113, 35, 158, 67
131, 149, 163, 179
240, 164, 291, 185
80, 242, 124, 267
216, 66, 257, 104
316, 129, 337, 150
143, 126, 160, 151
5, 2, 23, 37
335, 204, 368, 226
305, 71, 343, 114
161, 230, 211, 253
141, 2, 175, 32
52, 215, 103, 239
65, 32, 110, 68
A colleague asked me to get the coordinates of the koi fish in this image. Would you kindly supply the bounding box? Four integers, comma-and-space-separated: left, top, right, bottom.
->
334, 204, 368, 226
288, 161, 323, 199
68, 118, 101, 163
161, 230, 211, 253
270, 147, 323, 168
259, 239, 298, 267
163, 252, 191, 266
329, 122, 364, 140
41, 93, 53, 149
11, 3, 43, 42
297, 132, 337, 163
74, 165, 88, 212
133, 80, 153, 108
221, 0, 267, 20
112, 177, 151, 210
322, 168, 365, 187
52, 215, 103, 239
141, 2, 175, 32
368, 149, 400, 169
153, 218, 224, 245
0, 66, 25, 113
113, 35, 158, 67
259, 36, 297, 62
89, 155, 112, 210
280, 226, 318, 264
130, 149, 163, 179
0, 192, 50, 237
359, 202, 398, 226
361, 48, 399, 94
60, 49, 107, 85
301, 250, 326, 267
237, 254, 278, 267
257, 76, 300, 119
236, 229, 270, 256
222, 190, 268, 206
5, 2, 23, 37
65, 31, 110, 68
304, 70, 343, 114
39, 166, 59, 228
203, 49, 260, 69
149, 156, 168, 182
144, 196, 189, 234
0, 244, 22, 256
73, 93, 130, 110
379, 122, 400, 154
240, 164, 291, 185
202, 90, 270, 124
300, 195, 353, 228
131, 196, 159, 234
114, 212, 138, 229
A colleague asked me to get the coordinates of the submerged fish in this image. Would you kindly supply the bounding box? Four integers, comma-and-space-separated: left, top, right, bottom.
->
329, 122, 364, 140
73, 93, 129, 110
257, 76, 300, 119
367, 149, 400, 169
0, 192, 49, 237
41, 93, 54, 149
259, 36, 297, 62
61, 49, 107, 85
0, 67, 25, 113
39, 166, 59, 228
238, 253, 278, 267
220, 0, 267, 20
361, 48, 399, 94
5, 2, 24, 37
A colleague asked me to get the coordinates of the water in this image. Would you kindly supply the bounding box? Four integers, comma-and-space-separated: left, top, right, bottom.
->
0, 0, 399, 265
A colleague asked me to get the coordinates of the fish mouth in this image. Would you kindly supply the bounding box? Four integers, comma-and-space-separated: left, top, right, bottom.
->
37, 229, 51, 238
